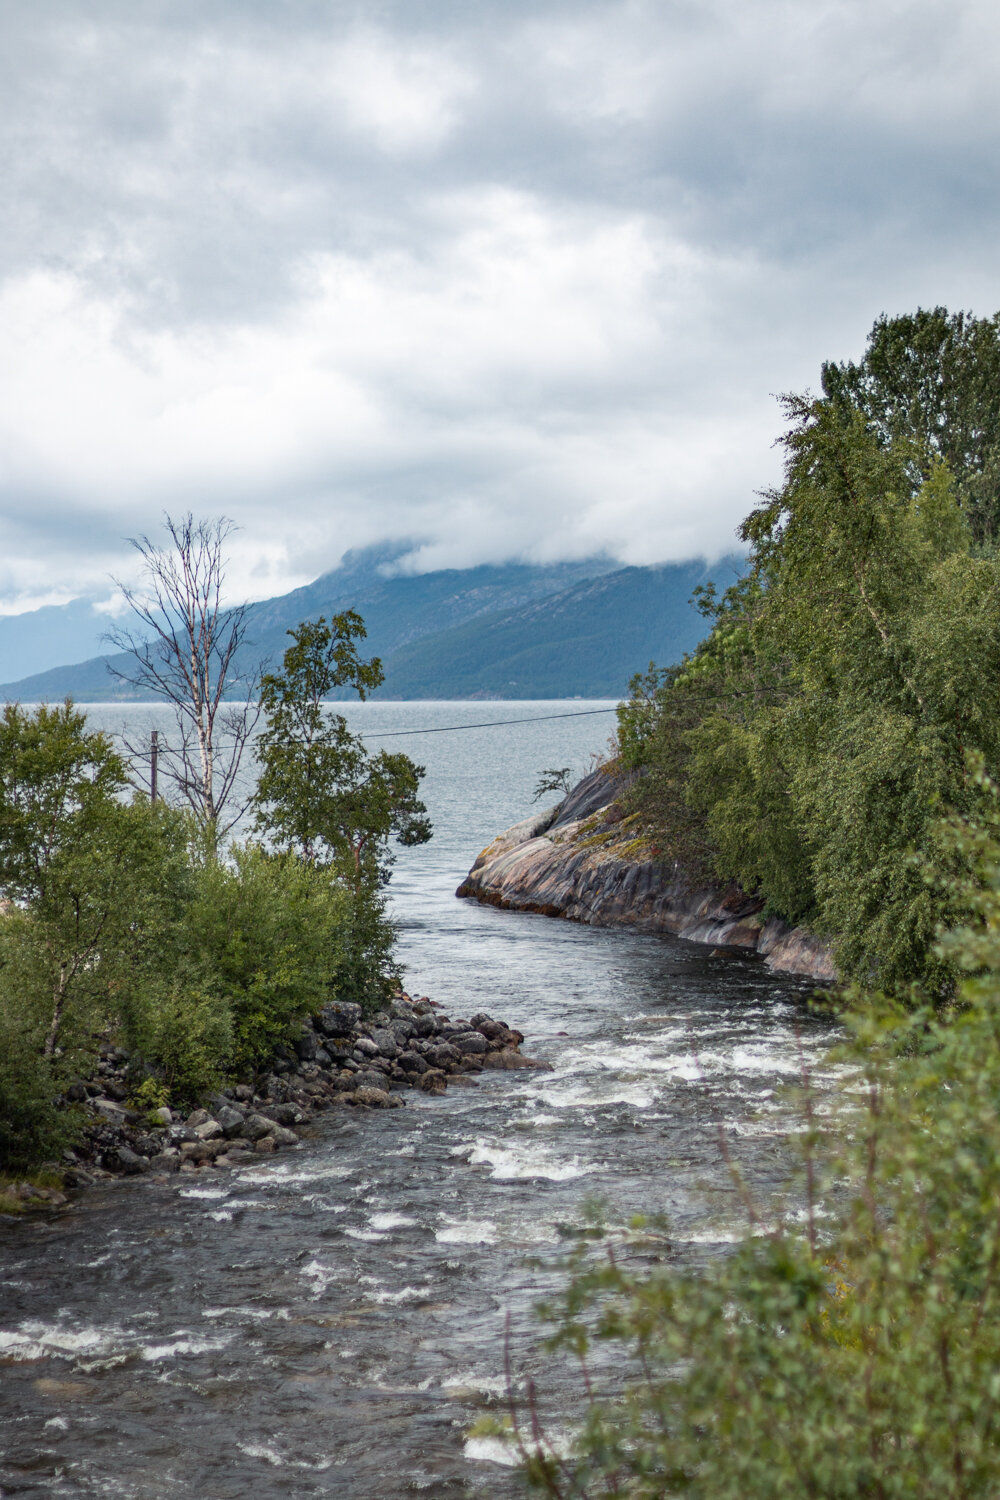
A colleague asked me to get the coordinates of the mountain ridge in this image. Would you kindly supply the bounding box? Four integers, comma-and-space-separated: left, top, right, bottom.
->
0, 549, 741, 701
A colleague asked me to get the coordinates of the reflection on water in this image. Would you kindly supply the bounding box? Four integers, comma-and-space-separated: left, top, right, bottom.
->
0, 703, 839, 1498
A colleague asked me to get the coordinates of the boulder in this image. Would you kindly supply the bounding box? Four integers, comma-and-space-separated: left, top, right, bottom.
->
352, 1068, 391, 1092
396, 1049, 429, 1075
215, 1106, 246, 1139
104, 1145, 149, 1175
480, 1050, 554, 1071
316, 1001, 363, 1035
453, 1031, 488, 1056
369, 1028, 399, 1059
294, 1033, 319, 1062
149, 1151, 181, 1173
351, 1087, 403, 1109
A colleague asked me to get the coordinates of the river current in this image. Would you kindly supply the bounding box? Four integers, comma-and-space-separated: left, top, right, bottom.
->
0, 702, 840, 1498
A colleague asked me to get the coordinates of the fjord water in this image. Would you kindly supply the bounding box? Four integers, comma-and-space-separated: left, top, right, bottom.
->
0, 702, 839, 1498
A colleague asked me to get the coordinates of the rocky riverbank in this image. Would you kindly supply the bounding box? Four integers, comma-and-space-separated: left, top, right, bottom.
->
457, 769, 836, 983
3, 992, 548, 1209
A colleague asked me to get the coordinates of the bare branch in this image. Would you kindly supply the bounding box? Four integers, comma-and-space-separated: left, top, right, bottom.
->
106, 513, 263, 848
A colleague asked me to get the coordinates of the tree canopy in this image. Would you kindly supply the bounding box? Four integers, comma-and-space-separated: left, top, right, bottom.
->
619, 306, 1000, 999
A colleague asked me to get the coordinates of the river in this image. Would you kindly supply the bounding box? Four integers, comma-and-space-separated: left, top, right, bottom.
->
0, 701, 840, 1498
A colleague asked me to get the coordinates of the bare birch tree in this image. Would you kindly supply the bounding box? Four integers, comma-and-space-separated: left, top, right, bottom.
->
106, 514, 263, 851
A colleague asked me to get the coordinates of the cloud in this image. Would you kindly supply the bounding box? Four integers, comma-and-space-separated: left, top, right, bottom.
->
0, 0, 998, 609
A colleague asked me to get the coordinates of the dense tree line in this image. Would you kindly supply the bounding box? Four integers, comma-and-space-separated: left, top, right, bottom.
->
618, 307, 1000, 999
502, 308, 1000, 1495
0, 604, 430, 1170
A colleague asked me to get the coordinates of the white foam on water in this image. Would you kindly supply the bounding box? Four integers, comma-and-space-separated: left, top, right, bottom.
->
543, 1078, 657, 1110
239, 1444, 285, 1467
361, 1285, 430, 1305
44, 1416, 70, 1430
300, 1258, 337, 1296
463, 1139, 598, 1182
368, 1211, 418, 1231
0, 1321, 123, 1363
344, 1227, 386, 1242
435, 1217, 497, 1245
202, 1306, 276, 1321
464, 1435, 520, 1468
178, 1186, 229, 1200
140, 1332, 234, 1361
208, 1210, 234, 1222
235, 1162, 353, 1187
237, 1443, 333, 1470
443, 1370, 508, 1397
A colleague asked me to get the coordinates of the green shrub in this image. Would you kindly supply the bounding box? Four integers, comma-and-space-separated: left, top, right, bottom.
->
183, 844, 349, 1071
134, 979, 233, 1102
508, 785, 1000, 1497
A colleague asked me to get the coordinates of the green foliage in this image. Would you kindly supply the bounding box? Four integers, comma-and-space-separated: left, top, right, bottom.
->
511, 790, 1000, 1497
130, 979, 232, 1102
181, 845, 348, 1072
821, 306, 1000, 545
620, 311, 1000, 996
0, 704, 194, 1166
0, 699, 360, 1153
533, 767, 573, 802
252, 613, 430, 1008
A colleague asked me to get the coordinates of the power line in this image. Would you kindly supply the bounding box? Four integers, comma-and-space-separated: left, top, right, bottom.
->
104, 705, 623, 751
361, 706, 622, 738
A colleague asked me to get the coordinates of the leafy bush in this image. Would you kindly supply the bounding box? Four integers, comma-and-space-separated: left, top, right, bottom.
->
181, 844, 349, 1071
508, 781, 1000, 1498
131, 979, 233, 1102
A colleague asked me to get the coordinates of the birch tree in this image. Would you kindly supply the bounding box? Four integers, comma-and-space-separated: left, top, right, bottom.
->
107, 514, 262, 851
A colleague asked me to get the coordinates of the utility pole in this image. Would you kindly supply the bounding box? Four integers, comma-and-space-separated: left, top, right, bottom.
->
150, 729, 158, 803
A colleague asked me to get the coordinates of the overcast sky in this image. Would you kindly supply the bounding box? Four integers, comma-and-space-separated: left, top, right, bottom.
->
1, 0, 998, 613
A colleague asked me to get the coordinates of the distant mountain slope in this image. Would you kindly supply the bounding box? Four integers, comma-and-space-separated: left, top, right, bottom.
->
0, 598, 111, 682
377, 560, 734, 698
0, 549, 740, 702
240, 548, 620, 668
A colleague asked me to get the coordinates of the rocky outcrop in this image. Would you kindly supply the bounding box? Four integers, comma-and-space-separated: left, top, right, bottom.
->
457, 769, 837, 984
51, 994, 548, 1193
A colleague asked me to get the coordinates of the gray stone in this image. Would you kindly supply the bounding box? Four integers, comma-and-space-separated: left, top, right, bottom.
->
89, 1098, 128, 1121
264, 1102, 303, 1126
316, 1001, 363, 1035
353, 1037, 379, 1058
104, 1145, 148, 1175
242, 1113, 275, 1142
267, 1124, 299, 1147
351, 1086, 403, 1108
454, 1031, 488, 1055
396, 1049, 429, 1075
149, 1151, 181, 1173
481, 1049, 553, 1071
352, 1068, 391, 1092
215, 1106, 245, 1138
194, 1119, 224, 1141
294, 1033, 319, 1062
186, 1108, 212, 1128
425, 1043, 461, 1070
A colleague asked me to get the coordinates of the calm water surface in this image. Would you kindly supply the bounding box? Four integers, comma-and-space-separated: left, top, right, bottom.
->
0, 703, 839, 1498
